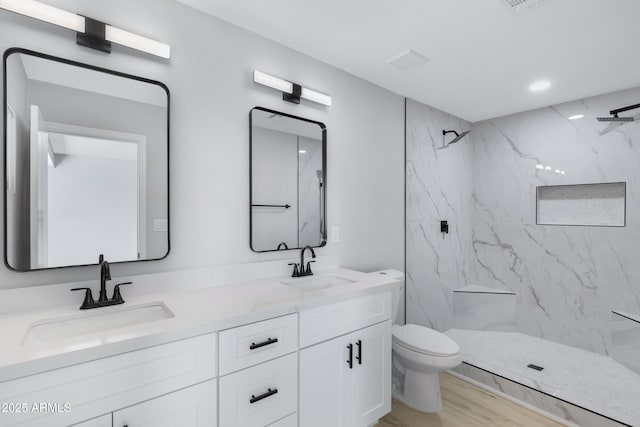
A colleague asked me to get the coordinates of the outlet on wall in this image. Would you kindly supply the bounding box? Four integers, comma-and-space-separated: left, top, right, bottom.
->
330, 226, 340, 243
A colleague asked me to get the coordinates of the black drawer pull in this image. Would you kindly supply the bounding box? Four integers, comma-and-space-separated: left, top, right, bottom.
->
347, 343, 353, 369
250, 388, 278, 404
250, 337, 279, 350
356, 339, 362, 365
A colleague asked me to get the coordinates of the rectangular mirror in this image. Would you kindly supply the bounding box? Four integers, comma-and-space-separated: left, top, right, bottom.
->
3, 48, 170, 271
250, 107, 326, 252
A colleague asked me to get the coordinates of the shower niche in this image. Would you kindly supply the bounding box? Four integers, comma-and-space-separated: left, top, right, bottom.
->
249, 107, 327, 252
536, 182, 626, 227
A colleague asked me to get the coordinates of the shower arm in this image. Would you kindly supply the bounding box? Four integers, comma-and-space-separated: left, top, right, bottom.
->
610, 103, 640, 116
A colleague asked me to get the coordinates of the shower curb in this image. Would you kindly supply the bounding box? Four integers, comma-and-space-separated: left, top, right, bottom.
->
453, 362, 631, 427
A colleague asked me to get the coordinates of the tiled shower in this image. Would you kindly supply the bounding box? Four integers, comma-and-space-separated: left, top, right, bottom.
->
406, 86, 640, 425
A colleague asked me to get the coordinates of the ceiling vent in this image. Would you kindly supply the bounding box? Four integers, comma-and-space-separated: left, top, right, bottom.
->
500, 0, 550, 13
386, 49, 430, 72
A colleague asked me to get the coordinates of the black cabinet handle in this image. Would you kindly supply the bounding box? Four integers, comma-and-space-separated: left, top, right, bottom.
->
347, 343, 353, 369
250, 337, 279, 350
356, 340, 362, 365
250, 388, 278, 404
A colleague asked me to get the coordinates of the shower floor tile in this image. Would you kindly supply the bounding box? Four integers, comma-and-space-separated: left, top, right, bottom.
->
446, 329, 640, 426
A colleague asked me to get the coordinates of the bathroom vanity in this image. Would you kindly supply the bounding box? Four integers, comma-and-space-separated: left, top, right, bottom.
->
0, 268, 398, 427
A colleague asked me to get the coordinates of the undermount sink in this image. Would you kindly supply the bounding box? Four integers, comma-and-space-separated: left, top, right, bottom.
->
22, 302, 174, 345
281, 275, 355, 291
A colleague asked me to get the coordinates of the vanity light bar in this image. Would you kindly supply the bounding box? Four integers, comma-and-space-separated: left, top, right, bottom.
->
105, 25, 171, 59
301, 87, 332, 107
253, 70, 332, 106
254, 70, 294, 94
0, 0, 84, 32
0, 0, 171, 59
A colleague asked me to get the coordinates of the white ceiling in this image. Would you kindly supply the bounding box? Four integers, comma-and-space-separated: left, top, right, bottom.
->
19, 54, 167, 107
177, 0, 640, 122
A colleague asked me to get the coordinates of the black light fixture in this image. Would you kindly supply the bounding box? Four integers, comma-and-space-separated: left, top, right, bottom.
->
253, 70, 332, 106
0, 0, 171, 58
76, 16, 111, 53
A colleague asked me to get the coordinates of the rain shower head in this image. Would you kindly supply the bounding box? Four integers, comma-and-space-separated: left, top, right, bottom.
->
597, 103, 640, 136
596, 116, 635, 122
596, 103, 640, 135
442, 129, 471, 146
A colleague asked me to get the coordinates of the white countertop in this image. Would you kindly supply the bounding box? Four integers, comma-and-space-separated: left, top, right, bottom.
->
0, 268, 399, 383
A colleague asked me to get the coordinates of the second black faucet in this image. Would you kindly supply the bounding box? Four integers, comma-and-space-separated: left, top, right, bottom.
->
289, 246, 317, 278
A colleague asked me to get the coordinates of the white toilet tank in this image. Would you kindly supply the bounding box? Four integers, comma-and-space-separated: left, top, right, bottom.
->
369, 269, 405, 325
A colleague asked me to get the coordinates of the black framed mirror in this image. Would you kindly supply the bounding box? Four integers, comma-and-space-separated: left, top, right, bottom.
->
3, 48, 170, 271
250, 107, 327, 252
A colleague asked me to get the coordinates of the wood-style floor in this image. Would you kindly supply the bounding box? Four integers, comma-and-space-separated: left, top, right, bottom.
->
375, 373, 565, 427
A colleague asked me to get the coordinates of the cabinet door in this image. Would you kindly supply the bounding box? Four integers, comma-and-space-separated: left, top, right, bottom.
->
112, 380, 217, 427
352, 321, 391, 427
299, 334, 353, 427
70, 414, 112, 427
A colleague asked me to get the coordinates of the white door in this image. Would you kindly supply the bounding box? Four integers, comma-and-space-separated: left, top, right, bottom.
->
299, 333, 353, 427
112, 380, 217, 427
70, 414, 112, 427
351, 321, 392, 426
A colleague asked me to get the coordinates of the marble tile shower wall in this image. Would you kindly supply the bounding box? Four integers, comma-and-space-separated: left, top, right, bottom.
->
472, 87, 640, 355
406, 99, 474, 331
406, 87, 640, 355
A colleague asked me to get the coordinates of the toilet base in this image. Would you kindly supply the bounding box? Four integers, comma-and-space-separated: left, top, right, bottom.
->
395, 370, 443, 413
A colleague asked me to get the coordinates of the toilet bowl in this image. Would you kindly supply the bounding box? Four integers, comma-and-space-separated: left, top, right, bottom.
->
391, 324, 462, 413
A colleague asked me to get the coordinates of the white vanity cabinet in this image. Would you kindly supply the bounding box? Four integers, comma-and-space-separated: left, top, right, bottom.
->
112, 380, 217, 427
0, 287, 395, 427
0, 333, 217, 427
298, 292, 392, 427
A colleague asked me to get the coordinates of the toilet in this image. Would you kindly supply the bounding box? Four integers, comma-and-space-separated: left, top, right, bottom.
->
391, 324, 461, 412
370, 270, 462, 413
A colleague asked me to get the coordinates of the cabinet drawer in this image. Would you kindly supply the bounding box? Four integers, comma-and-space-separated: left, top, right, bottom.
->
113, 380, 217, 427
219, 353, 297, 427
299, 292, 391, 348
267, 413, 297, 427
0, 333, 216, 427
219, 314, 298, 375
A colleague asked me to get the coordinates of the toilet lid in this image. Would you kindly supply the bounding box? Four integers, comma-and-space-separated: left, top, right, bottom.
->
392, 324, 460, 357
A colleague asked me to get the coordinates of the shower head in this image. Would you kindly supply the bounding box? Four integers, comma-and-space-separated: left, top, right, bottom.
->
439, 129, 471, 148
597, 103, 640, 135
596, 116, 635, 122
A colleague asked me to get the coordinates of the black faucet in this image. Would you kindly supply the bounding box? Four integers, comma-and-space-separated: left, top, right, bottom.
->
71, 254, 132, 310
288, 246, 316, 277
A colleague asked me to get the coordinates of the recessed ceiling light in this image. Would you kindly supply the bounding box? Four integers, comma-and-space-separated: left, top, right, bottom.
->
569, 114, 584, 120
529, 80, 551, 92
299, 150, 307, 154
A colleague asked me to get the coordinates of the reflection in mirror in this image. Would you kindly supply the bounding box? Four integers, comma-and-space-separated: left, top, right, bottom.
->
4, 49, 169, 271
250, 108, 326, 252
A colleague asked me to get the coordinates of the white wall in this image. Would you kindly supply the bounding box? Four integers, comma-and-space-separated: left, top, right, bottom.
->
0, 0, 405, 288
